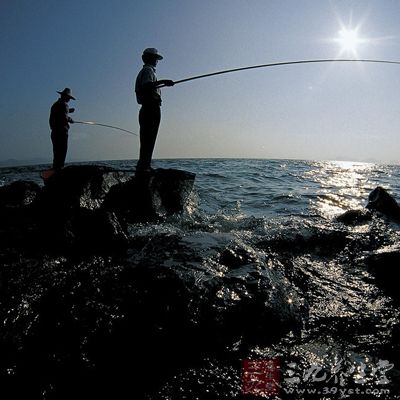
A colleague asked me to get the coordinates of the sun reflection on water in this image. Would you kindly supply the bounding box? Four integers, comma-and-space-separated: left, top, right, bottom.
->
306, 160, 375, 219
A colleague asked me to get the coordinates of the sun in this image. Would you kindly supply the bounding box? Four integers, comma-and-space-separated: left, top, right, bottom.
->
336, 28, 362, 54
330, 13, 391, 59
332, 23, 369, 58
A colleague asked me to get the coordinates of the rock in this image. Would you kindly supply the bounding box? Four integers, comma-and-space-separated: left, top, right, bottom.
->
336, 209, 372, 225
71, 209, 129, 251
103, 168, 195, 222
0, 165, 195, 252
34, 166, 130, 250
366, 186, 400, 220
150, 168, 195, 213
38, 166, 195, 247
128, 234, 305, 348
0, 180, 41, 208
219, 246, 258, 269
257, 229, 349, 257
0, 180, 41, 249
336, 187, 400, 225
364, 246, 400, 301
40, 165, 131, 211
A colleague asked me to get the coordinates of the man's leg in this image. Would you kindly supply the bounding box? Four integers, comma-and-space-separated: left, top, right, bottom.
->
59, 134, 68, 168
51, 131, 68, 171
137, 105, 161, 170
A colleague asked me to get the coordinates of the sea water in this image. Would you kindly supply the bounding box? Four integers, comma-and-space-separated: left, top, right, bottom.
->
2, 158, 399, 219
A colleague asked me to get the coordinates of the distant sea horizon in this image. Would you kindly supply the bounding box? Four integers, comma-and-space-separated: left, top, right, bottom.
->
0, 156, 398, 168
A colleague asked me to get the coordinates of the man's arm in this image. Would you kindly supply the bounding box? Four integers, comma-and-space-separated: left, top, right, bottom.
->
67, 106, 75, 123
155, 80, 174, 87
141, 79, 174, 89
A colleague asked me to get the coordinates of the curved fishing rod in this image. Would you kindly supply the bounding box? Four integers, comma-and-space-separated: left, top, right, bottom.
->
74, 120, 138, 136
165, 59, 400, 86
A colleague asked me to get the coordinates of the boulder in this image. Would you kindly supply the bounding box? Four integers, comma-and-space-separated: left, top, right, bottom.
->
40, 165, 131, 211
127, 235, 305, 348
103, 168, 196, 222
34, 165, 131, 250
336, 209, 372, 225
0, 180, 41, 249
336, 187, 400, 224
70, 209, 129, 251
365, 246, 400, 301
0, 180, 41, 208
366, 186, 400, 220
219, 246, 258, 269
0, 165, 196, 252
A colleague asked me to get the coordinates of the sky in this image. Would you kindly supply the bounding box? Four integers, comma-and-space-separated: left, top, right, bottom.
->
1, 0, 400, 165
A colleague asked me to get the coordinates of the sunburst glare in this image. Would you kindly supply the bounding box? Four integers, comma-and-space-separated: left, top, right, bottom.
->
328, 11, 373, 58
333, 27, 368, 57
336, 28, 362, 54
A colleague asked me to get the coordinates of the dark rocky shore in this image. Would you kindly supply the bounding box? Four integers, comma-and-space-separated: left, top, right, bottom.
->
1, 166, 400, 399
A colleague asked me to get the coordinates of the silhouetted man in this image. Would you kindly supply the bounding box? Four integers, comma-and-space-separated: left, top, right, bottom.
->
135, 48, 174, 172
49, 88, 75, 171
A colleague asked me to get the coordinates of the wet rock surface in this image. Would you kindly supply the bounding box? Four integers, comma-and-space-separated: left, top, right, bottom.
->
0, 238, 304, 398
366, 186, 400, 220
0, 179, 41, 207
103, 168, 196, 222
364, 245, 400, 302
1, 182, 400, 399
0, 165, 195, 252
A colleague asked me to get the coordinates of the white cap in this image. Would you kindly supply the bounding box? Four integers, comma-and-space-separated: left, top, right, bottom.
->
142, 48, 163, 60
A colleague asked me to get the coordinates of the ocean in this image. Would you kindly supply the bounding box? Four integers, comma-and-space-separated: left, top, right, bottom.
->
2, 158, 400, 218
1, 158, 400, 399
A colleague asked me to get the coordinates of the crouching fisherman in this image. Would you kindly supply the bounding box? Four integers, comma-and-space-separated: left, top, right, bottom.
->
49, 87, 76, 171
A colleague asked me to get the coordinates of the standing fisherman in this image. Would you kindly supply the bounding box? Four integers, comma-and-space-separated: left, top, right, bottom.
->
49, 88, 75, 171
135, 48, 174, 172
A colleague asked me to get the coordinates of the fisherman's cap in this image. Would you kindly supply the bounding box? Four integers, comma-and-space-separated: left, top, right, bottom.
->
57, 87, 76, 100
142, 48, 163, 60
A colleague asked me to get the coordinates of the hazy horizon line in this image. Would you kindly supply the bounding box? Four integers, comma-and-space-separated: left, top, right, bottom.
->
0, 156, 397, 168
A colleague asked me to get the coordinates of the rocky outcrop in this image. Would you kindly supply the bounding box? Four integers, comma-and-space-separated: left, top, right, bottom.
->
1, 234, 304, 398
337, 186, 400, 224
0, 165, 195, 252
2, 178, 399, 399
39, 165, 130, 210
0, 180, 41, 249
103, 168, 196, 222
334, 187, 400, 301
336, 209, 372, 225
0, 180, 41, 208
364, 246, 400, 301
366, 186, 400, 220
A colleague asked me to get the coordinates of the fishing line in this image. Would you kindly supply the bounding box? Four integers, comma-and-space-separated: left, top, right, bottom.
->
74, 121, 138, 136
164, 59, 400, 86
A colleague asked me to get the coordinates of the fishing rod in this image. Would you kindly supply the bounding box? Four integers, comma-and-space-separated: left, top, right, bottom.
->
164, 58, 400, 86
74, 120, 138, 136
73, 59, 400, 136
